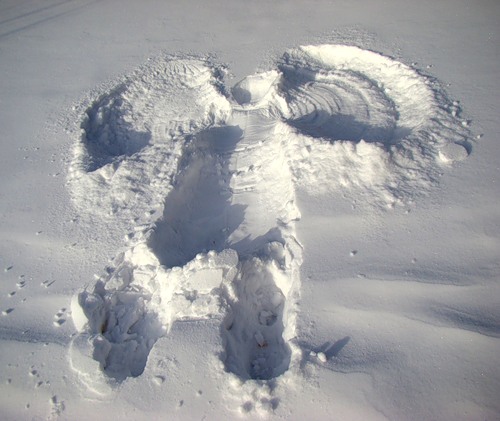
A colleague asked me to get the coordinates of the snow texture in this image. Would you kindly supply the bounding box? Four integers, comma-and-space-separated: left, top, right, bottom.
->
1, 2, 499, 418
69, 44, 471, 405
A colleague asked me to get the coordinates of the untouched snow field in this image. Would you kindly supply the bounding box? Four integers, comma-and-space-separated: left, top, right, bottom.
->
0, 0, 499, 420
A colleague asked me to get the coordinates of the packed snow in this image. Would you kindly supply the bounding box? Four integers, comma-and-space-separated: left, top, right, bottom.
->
0, 0, 499, 420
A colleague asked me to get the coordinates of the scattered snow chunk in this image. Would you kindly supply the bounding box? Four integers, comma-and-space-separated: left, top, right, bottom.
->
71, 291, 105, 332
439, 143, 468, 163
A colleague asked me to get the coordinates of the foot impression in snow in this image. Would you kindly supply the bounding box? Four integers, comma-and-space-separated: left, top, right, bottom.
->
68, 45, 470, 394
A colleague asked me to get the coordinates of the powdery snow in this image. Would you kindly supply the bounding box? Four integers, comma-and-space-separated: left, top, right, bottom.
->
0, 1, 499, 420
68, 44, 474, 414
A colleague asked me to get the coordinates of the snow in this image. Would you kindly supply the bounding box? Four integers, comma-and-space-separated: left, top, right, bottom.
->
1, 0, 499, 420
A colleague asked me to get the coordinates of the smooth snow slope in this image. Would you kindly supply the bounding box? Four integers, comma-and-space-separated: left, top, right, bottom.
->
0, 0, 499, 420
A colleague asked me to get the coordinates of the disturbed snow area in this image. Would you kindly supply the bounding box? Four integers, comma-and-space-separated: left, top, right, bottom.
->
68, 44, 472, 413
0, 1, 499, 420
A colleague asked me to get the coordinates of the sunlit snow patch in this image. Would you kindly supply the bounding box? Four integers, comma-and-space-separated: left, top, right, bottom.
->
438, 142, 469, 163
278, 44, 471, 203
67, 45, 471, 409
68, 57, 231, 219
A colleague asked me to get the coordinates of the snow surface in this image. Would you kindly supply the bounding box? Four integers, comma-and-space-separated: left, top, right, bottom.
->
0, 0, 499, 420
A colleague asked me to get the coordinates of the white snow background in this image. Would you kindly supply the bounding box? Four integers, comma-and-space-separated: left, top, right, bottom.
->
0, 0, 499, 420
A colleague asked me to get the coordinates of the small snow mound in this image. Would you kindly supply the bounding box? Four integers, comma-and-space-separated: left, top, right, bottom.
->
70, 291, 104, 332
232, 71, 280, 105
438, 143, 469, 163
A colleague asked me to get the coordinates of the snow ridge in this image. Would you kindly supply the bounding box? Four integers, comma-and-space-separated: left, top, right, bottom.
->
68, 45, 470, 410
279, 45, 471, 204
